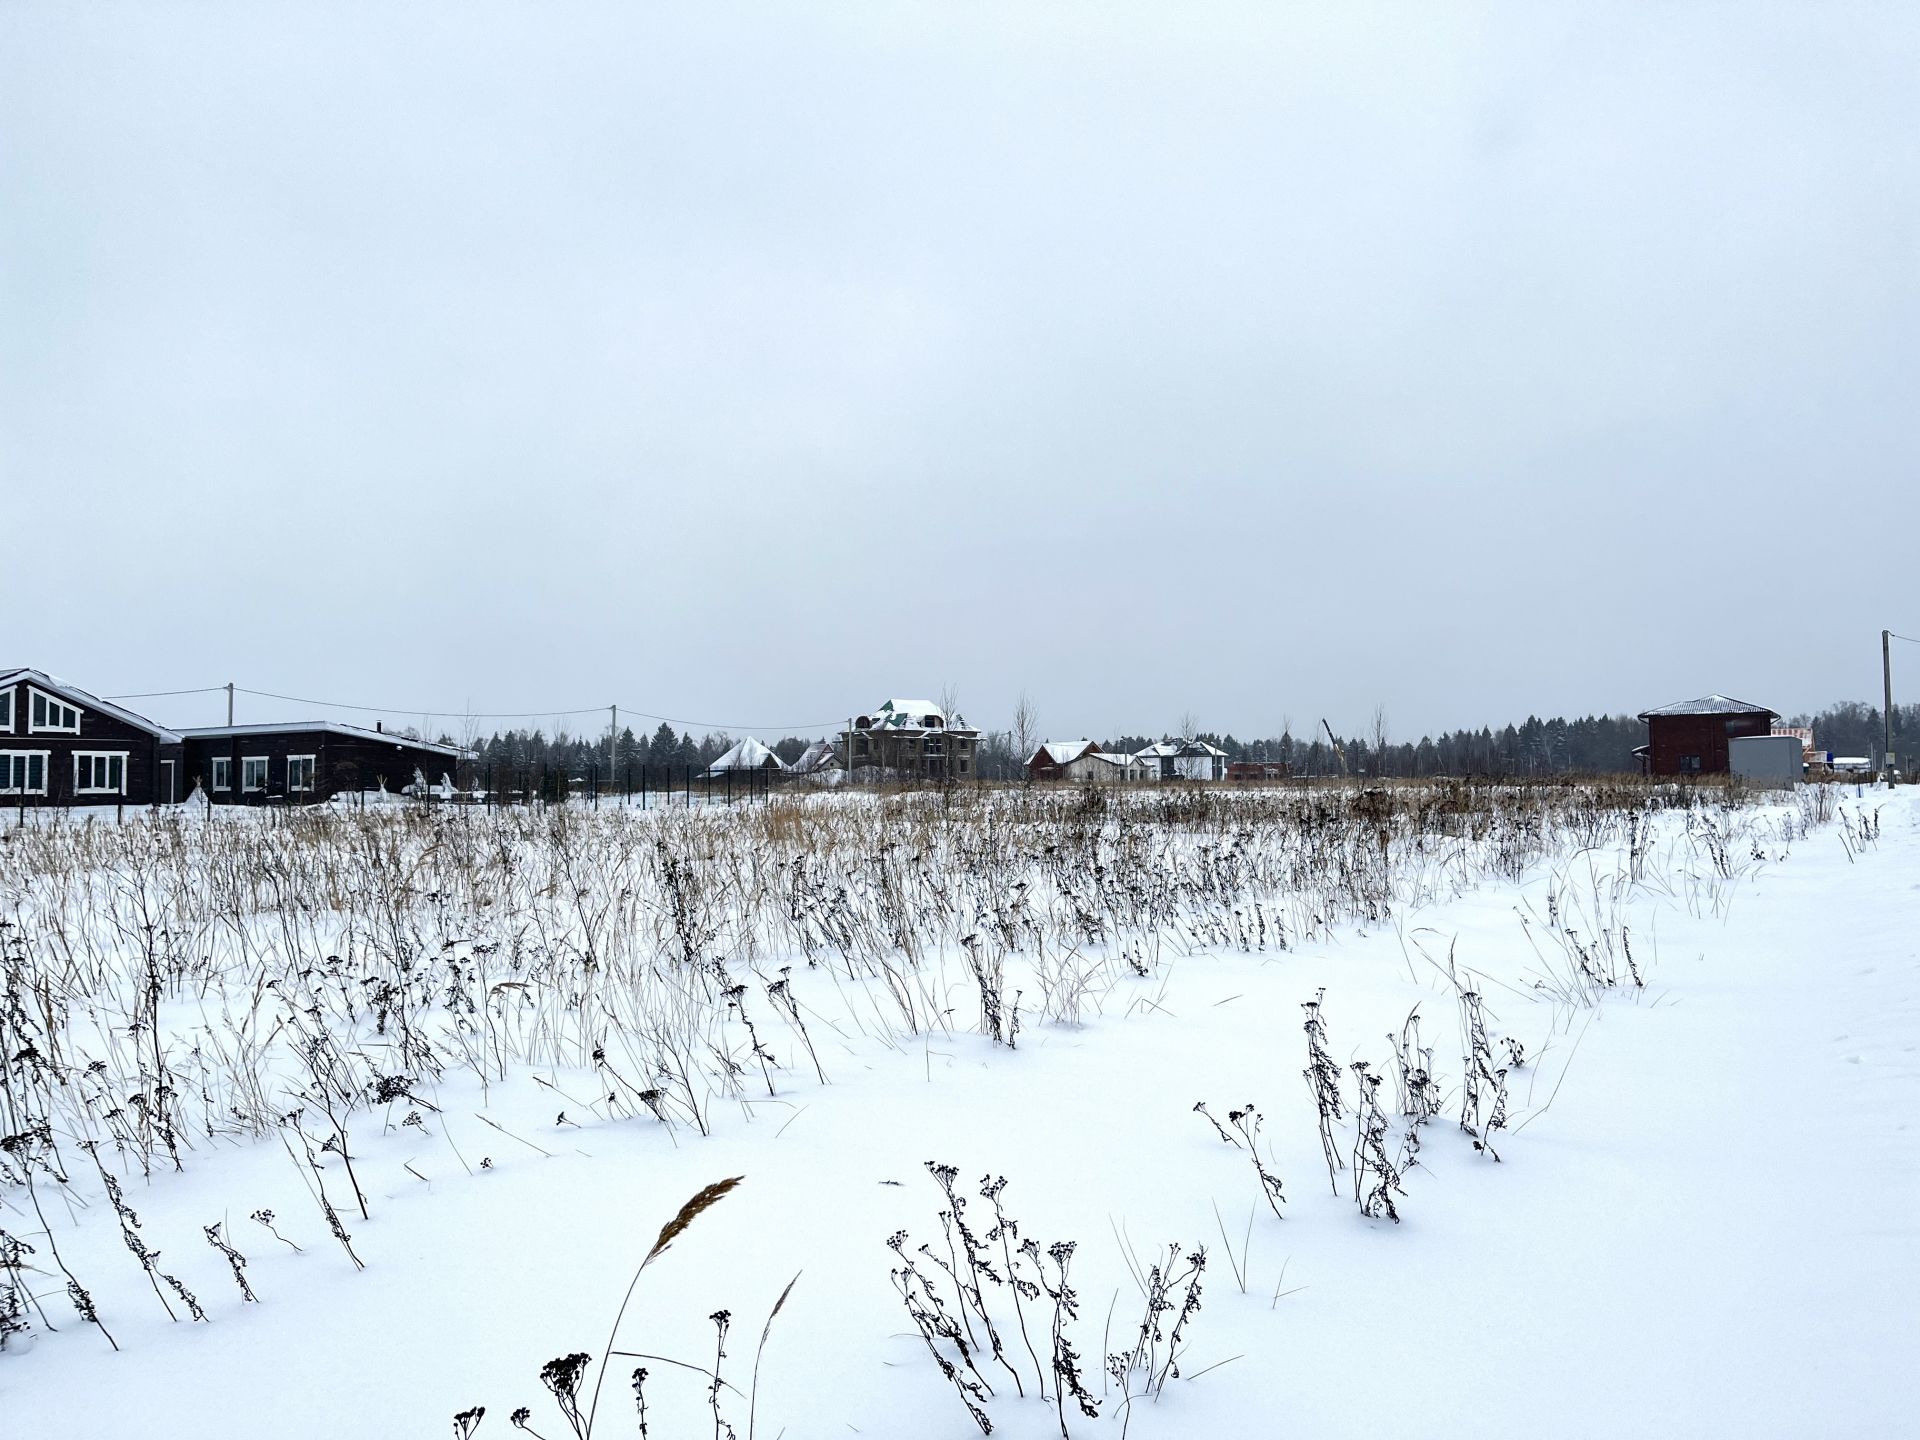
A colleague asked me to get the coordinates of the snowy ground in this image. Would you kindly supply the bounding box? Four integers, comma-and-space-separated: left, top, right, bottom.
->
2, 787, 1915, 1439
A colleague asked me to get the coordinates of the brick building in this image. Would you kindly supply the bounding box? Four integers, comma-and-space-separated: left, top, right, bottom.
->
1634, 695, 1778, 776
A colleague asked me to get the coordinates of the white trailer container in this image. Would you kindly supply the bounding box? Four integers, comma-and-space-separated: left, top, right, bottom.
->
1729, 734, 1802, 786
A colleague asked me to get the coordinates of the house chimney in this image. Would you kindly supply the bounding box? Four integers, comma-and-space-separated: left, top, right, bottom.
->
376, 721, 383, 733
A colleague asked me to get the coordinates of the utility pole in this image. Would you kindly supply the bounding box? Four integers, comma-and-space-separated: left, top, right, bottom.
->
226, 681, 234, 726
609, 703, 618, 786
1885, 630, 1896, 784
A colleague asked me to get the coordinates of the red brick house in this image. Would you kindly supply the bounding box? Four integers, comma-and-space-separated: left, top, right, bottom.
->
1635, 695, 1778, 776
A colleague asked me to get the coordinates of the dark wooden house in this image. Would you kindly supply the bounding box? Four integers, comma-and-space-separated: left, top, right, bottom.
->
0, 668, 185, 806
1635, 695, 1778, 776
1227, 760, 1291, 783
180, 722, 465, 804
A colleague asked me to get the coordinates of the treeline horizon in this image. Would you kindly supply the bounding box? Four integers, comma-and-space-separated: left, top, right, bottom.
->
435, 699, 1915, 782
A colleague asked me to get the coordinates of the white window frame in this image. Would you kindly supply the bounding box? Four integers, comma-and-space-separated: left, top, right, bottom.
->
0, 749, 49, 795
0, 688, 13, 733
27, 687, 82, 735
210, 756, 232, 792
241, 755, 269, 793
287, 754, 316, 793
72, 751, 128, 796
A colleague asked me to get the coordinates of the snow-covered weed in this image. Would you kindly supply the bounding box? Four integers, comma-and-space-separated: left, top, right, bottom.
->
1192, 1101, 1288, 1220
0, 777, 1793, 1370
459, 1175, 782, 1440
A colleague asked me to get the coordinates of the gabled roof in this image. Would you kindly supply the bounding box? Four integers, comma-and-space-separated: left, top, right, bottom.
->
0, 668, 184, 743
1174, 739, 1228, 757
1637, 695, 1777, 720
179, 721, 466, 758
705, 737, 786, 774
790, 740, 842, 774
1031, 739, 1099, 767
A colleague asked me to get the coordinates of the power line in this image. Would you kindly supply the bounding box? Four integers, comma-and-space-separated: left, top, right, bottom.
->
234, 686, 609, 720
1889, 631, 1920, 646
609, 709, 845, 733
112, 681, 843, 733
103, 685, 229, 700
237, 687, 842, 731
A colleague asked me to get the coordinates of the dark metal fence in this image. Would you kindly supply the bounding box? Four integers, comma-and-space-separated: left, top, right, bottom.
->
8, 760, 785, 821
474, 761, 777, 809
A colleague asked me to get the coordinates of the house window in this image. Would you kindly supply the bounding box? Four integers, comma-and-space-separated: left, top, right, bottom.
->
0, 689, 12, 733
211, 756, 231, 792
73, 752, 127, 795
1, 751, 48, 795
288, 755, 316, 793
1679, 755, 1702, 773
28, 688, 81, 734
242, 756, 269, 793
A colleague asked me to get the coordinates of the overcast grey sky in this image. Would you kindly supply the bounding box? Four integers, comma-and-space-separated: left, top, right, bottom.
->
4, 3, 1915, 743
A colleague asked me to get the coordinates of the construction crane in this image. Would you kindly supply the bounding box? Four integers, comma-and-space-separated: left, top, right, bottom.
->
1320, 719, 1350, 779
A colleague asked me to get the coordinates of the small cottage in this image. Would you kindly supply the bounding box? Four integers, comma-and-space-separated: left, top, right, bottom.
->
789, 740, 844, 779
1227, 760, 1291, 783
1634, 695, 1778, 776
1028, 740, 1102, 782
704, 737, 787, 778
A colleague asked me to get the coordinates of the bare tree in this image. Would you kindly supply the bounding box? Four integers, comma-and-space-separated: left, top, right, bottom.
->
1370, 705, 1391, 778
1011, 691, 1040, 772
937, 683, 962, 725
1178, 711, 1199, 743
459, 705, 484, 790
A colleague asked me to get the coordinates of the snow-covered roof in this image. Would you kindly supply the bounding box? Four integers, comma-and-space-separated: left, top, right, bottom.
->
854, 698, 979, 735
0, 668, 184, 743
1031, 739, 1098, 767
1174, 739, 1228, 757
705, 737, 787, 774
1637, 695, 1777, 720
865, 699, 940, 729
1136, 742, 1179, 758
1088, 750, 1136, 768
179, 721, 466, 758
790, 740, 842, 774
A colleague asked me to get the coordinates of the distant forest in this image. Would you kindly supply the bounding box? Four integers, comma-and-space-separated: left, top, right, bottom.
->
1107, 698, 1916, 780
442, 700, 1916, 782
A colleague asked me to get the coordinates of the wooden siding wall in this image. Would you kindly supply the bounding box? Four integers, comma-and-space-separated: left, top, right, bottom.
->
1643, 713, 1774, 775
183, 732, 457, 803
0, 679, 178, 806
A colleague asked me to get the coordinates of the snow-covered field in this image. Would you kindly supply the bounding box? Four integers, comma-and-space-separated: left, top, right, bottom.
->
1, 783, 1913, 1439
